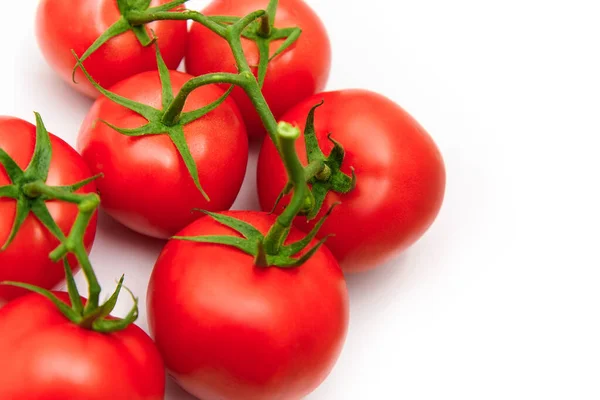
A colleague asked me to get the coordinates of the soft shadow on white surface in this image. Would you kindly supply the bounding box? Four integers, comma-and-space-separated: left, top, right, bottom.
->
166, 376, 197, 400
232, 141, 262, 212
6, 0, 600, 399
346, 254, 411, 294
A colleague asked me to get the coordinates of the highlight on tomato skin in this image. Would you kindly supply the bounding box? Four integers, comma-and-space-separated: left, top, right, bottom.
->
0, 291, 166, 400
186, 0, 332, 140
0, 117, 97, 304
8, 0, 451, 398
147, 211, 349, 400
77, 69, 249, 239
36, 0, 188, 98
257, 89, 447, 273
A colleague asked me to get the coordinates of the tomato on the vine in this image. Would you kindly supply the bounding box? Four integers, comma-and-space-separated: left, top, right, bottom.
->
148, 211, 349, 400
36, 0, 187, 98
78, 70, 248, 239
257, 90, 446, 272
0, 117, 97, 304
0, 292, 165, 399
186, 0, 332, 139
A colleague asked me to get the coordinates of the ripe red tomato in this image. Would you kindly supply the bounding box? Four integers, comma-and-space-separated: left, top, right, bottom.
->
257, 90, 446, 272
78, 70, 248, 239
148, 211, 349, 400
36, 0, 187, 98
186, 0, 331, 140
0, 292, 165, 399
0, 117, 97, 305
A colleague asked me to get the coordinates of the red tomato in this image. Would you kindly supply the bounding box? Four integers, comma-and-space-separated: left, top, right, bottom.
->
36, 0, 187, 98
257, 90, 446, 272
148, 211, 349, 400
78, 70, 248, 239
186, 0, 331, 140
0, 292, 165, 399
0, 117, 97, 305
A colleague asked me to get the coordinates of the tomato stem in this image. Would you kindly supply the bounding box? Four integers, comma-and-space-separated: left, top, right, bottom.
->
305, 160, 328, 181
128, 9, 287, 158
127, 10, 228, 38
258, 15, 272, 37
0, 115, 136, 331
161, 73, 244, 126
262, 123, 308, 255
258, 0, 279, 37
78, 2, 348, 266
22, 180, 102, 310
129, 6, 325, 253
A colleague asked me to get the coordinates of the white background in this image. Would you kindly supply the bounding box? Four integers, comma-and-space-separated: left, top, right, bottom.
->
2, 0, 600, 399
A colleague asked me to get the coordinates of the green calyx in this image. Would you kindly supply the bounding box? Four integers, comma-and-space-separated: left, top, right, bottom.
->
272, 101, 357, 220
174, 206, 336, 268
210, 0, 302, 87
0, 113, 138, 333
71, 1, 344, 269
176, 123, 337, 268
72, 0, 188, 81
73, 45, 235, 202
3, 261, 138, 333
0, 113, 100, 251
77, 0, 301, 91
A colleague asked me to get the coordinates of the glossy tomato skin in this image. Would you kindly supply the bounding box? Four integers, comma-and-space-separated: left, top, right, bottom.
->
0, 292, 165, 399
186, 0, 331, 140
78, 70, 248, 239
257, 90, 446, 273
148, 211, 348, 400
0, 117, 97, 305
36, 0, 187, 98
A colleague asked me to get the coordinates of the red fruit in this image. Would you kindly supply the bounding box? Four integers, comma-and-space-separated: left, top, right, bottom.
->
148, 211, 349, 400
186, 0, 331, 139
258, 90, 446, 272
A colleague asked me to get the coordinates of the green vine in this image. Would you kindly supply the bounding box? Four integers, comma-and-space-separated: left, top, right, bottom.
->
0, 114, 137, 332
70, 0, 358, 267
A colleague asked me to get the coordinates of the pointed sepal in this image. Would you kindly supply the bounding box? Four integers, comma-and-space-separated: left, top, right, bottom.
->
274, 101, 357, 220
175, 207, 338, 269
0, 281, 81, 323
92, 285, 140, 333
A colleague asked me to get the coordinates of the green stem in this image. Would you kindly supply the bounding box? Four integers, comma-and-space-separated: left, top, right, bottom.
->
48, 213, 100, 311
263, 123, 308, 254
70, 200, 101, 311
127, 10, 228, 38
258, 15, 272, 37
162, 73, 245, 126
23, 181, 101, 310
126, 6, 320, 260
131, 8, 283, 153
305, 160, 327, 181
22, 181, 94, 203
259, 0, 279, 37
227, 34, 253, 74
236, 72, 282, 150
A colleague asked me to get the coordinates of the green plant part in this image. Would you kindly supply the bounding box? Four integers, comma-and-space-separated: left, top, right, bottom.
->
0, 113, 139, 333
74, 45, 235, 201
75, 1, 356, 266
78, 0, 301, 90
72, 0, 187, 81
3, 260, 138, 333
176, 122, 338, 268
271, 102, 357, 219
208, 0, 302, 87
109, 4, 294, 157
0, 113, 99, 256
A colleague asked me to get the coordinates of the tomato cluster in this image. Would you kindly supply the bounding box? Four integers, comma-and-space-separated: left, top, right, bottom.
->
0, 0, 445, 399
